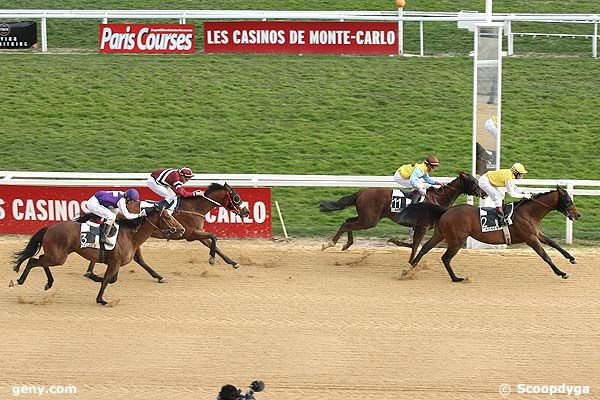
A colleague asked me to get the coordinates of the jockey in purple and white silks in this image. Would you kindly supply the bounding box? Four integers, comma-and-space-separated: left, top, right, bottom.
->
86, 188, 144, 243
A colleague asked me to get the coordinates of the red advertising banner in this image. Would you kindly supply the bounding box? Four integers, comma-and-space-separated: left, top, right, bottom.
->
204, 21, 397, 54
0, 185, 271, 238
99, 24, 195, 53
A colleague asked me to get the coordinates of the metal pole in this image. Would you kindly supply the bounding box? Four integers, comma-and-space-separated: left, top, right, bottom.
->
566, 182, 574, 244
41, 16, 47, 52
486, 0, 493, 23
419, 21, 424, 56
398, 7, 404, 55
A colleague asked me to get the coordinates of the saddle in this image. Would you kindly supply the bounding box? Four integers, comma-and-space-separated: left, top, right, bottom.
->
479, 203, 515, 244
80, 222, 120, 251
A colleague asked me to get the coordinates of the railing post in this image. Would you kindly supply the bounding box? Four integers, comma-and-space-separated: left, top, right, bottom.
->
419, 21, 424, 56
41, 16, 48, 52
507, 19, 514, 55
397, 7, 404, 55
566, 182, 574, 244
593, 18, 598, 58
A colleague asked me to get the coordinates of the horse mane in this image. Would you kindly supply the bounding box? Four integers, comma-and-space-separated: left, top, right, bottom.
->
205, 183, 225, 195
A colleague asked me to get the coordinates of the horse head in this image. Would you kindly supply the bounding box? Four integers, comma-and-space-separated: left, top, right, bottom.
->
554, 186, 581, 221
205, 183, 250, 218
143, 202, 186, 238
457, 171, 488, 198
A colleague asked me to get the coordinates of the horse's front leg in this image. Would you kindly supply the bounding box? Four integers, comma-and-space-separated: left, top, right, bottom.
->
526, 237, 569, 279
97, 263, 120, 305
133, 248, 167, 282
84, 261, 102, 281
538, 233, 577, 264
199, 239, 241, 269
189, 229, 217, 265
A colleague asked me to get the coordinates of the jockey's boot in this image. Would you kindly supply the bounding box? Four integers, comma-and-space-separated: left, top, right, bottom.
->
409, 190, 422, 203
100, 221, 113, 244
495, 207, 506, 226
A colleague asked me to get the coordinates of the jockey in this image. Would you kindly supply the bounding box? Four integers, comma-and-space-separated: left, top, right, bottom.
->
393, 155, 442, 203
86, 188, 144, 244
479, 163, 532, 226
148, 167, 203, 214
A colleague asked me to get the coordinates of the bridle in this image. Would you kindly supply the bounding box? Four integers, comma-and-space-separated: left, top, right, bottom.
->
176, 190, 243, 217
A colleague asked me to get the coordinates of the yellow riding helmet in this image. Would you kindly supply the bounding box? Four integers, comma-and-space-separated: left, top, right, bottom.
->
511, 163, 528, 175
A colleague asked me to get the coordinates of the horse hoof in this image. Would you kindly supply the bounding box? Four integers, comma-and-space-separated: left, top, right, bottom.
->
232, 263, 241, 269
341, 245, 350, 251
208, 256, 216, 265
44, 283, 52, 291
97, 299, 108, 306
83, 271, 92, 278
8, 280, 15, 288
452, 277, 466, 283
157, 277, 168, 283
321, 241, 334, 251
570, 259, 577, 265
562, 273, 570, 279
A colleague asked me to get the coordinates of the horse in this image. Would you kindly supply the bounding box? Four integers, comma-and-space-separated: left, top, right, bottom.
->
319, 172, 487, 262
12, 203, 185, 305
408, 186, 581, 282
84, 182, 250, 283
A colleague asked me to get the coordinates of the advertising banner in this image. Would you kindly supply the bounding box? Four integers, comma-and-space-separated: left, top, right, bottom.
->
99, 24, 195, 53
204, 21, 397, 54
0, 185, 271, 238
0, 21, 37, 49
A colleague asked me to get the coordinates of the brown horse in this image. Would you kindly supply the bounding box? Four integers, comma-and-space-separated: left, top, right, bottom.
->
409, 186, 581, 282
319, 172, 487, 262
84, 182, 250, 283
12, 204, 185, 304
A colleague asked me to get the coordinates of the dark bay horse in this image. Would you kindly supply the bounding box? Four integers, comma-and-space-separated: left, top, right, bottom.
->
85, 182, 250, 283
12, 204, 185, 304
319, 172, 487, 262
409, 186, 581, 282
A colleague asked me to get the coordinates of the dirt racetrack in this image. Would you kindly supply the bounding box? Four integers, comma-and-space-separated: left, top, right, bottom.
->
1, 236, 599, 400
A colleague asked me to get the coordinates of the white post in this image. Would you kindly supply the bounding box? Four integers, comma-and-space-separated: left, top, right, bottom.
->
593, 19, 598, 58
274, 201, 289, 239
565, 182, 574, 244
41, 16, 47, 52
486, 0, 493, 23
397, 7, 404, 55
419, 21, 424, 56
507, 19, 514, 55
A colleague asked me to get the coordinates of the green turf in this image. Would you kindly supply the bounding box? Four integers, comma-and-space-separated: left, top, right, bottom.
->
1, 1, 599, 243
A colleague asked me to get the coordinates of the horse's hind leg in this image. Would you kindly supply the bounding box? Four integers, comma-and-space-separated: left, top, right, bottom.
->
341, 231, 354, 251
526, 237, 568, 279
408, 226, 428, 264
43, 267, 54, 290
322, 217, 358, 251
16, 258, 38, 285
538, 233, 577, 264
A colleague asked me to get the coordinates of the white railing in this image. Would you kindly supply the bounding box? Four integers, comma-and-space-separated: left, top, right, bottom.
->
2, 171, 599, 243
0, 9, 598, 57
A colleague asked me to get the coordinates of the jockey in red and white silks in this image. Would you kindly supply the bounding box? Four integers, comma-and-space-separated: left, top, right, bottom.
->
148, 167, 202, 213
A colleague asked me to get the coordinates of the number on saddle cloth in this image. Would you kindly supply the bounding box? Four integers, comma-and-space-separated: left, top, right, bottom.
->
479, 203, 515, 232
391, 189, 415, 212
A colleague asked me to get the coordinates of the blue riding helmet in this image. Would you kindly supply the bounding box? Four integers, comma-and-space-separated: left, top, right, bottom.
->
124, 188, 140, 201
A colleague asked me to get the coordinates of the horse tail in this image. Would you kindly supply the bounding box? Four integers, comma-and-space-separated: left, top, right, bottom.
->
13, 226, 48, 272
319, 192, 359, 212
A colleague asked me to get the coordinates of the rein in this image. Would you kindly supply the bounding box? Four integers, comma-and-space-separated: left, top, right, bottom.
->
144, 209, 178, 237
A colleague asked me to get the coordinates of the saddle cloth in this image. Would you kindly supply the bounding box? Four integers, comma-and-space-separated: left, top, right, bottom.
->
80, 222, 120, 250
479, 203, 515, 232
390, 189, 415, 213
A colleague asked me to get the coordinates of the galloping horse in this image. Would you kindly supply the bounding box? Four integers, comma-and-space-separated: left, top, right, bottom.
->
12, 204, 185, 304
84, 182, 250, 283
319, 172, 487, 262
409, 186, 581, 282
